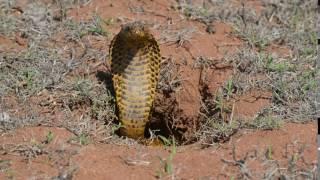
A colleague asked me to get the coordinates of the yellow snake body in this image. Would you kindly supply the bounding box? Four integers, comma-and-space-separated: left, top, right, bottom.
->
109, 22, 161, 139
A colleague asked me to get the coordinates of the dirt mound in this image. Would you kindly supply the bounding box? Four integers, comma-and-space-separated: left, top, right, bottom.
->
65, 0, 255, 143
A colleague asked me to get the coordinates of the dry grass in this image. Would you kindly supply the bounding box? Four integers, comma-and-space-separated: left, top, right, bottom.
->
175, 0, 317, 122
0, 0, 317, 179
157, 57, 182, 93
175, 0, 317, 146
0, 0, 315, 139
173, 1, 317, 178
0, 0, 119, 144
219, 141, 317, 179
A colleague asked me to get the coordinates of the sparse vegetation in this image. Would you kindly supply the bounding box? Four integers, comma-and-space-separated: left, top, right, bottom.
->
262, 141, 316, 179
156, 138, 177, 179
44, 131, 54, 144
247, 116, 283, 130
187, 0, 317, 148
176, 0, 317, 122
0, 0, 317, 179
266, 145, 273, 160
197, 115, 241, 144
157, 57, 182, 93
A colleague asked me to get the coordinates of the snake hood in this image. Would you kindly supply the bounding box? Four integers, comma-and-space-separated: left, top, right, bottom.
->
109, 21, 161, 139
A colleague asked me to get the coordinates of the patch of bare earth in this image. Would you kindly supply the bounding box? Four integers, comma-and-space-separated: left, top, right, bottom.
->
0, 127, 78, 179
0, 123, 316, 179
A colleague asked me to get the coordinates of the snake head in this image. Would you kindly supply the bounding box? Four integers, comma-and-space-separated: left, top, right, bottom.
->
119, 21, 154, 43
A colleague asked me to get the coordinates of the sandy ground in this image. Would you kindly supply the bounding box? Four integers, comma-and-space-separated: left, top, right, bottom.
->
0, 0, 317, 179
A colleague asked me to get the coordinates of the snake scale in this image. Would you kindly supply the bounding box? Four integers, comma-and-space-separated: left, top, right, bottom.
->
109, 22, 161, 139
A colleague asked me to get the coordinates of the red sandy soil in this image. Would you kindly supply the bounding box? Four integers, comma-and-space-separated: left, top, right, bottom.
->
0, 122, 316, 179
0, 0, 317, 179
0, 35, 26, 53
67, 0, 243, 120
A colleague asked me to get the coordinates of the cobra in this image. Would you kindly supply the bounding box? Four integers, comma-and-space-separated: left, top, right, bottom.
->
109, 22, 161, 139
